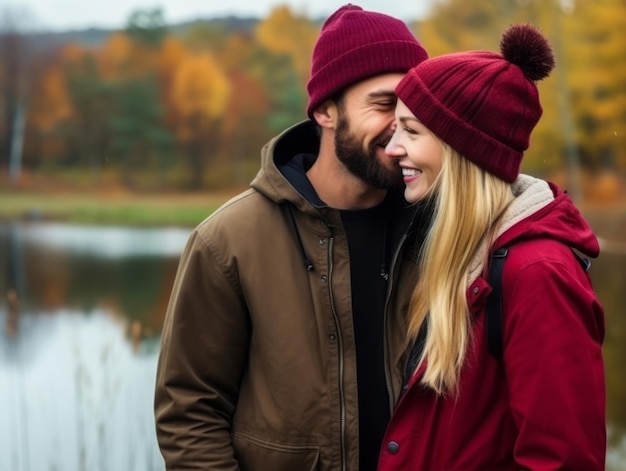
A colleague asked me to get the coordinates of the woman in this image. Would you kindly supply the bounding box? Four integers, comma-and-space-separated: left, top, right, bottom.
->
379, 24, 606, 470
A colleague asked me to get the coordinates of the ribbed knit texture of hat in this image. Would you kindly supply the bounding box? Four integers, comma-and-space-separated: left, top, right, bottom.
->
306, 4, 428, 119
396, 24, 555, 183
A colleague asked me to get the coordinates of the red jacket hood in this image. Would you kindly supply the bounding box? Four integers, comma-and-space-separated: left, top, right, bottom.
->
494, 181, 599, 258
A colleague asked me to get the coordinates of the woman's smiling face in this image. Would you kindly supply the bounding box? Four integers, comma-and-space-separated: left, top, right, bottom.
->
385, 99, 443, 203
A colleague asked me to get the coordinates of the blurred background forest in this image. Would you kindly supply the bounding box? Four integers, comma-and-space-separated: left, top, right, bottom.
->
0, 0, 624, 200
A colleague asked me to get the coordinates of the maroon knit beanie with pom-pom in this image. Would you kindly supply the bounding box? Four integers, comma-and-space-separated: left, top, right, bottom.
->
306, 4, 428, 119
396, 24, 555, 182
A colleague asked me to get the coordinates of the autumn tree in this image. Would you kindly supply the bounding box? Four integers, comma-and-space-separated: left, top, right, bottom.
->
247, 5, 319, 129
254, 5, 318, 87
171, 51, 231, 189
219, 70, 271, 185
177, 21, 276, 184
110, 75, 173, 189
22, 53, 72, 169
207, 32, 273, 183
181, 22, 228, 54
106, 10, 173, 189
241, 43, 307, 133
566, 0, 626, 171
62, 49, 116, 179
80, 8, 174, 189
126, 8, 168, 48
414, 0, 506, 56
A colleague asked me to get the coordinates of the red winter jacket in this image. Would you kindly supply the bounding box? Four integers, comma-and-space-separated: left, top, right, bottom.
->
378, 177, 606, 471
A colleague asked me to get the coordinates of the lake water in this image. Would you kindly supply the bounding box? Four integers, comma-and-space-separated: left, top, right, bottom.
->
0, 222, 188, 471
0, 221, 624, 470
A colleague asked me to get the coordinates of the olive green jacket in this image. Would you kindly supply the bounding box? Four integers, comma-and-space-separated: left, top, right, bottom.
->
154, 120, 424, 471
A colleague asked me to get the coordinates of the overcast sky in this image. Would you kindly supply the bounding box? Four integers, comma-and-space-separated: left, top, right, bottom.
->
5, 0, 432, 31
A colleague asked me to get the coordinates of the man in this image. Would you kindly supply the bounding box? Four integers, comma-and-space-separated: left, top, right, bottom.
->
154, 4, 428, 470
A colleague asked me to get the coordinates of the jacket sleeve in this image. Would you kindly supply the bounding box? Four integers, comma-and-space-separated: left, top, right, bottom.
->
503, 251, 606, 470
154, 229, 249, 470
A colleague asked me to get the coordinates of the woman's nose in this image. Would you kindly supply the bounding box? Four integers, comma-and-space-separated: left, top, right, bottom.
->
385, 130, 404, 159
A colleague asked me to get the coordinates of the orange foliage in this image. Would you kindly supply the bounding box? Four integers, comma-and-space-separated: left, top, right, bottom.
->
29, 66, 72, 132
219, 33, 255, 73
217, 71, 271, 165
171, 53, 231, 140
222, 71, 269, 137
99, 32, 135, 78
98, 31, 166, 79
59, 43, 88, 63
158, 36, 187, 73
156, 36, 187, 126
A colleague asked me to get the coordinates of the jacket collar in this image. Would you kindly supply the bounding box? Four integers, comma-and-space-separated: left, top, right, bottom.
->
467, 174, 554, 283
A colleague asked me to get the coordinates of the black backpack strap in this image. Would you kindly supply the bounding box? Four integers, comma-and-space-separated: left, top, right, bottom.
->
403, 321, 428, 388
485, 246, 590, 361
486, 247, 508, 360
573, 249, 591, 272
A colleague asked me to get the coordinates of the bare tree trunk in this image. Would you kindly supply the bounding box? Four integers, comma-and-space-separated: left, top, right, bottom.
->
1, 7, 32, 176
9, 99, 26, 181
0, 31, 20, 172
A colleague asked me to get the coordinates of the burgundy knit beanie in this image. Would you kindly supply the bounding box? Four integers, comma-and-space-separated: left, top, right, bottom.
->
396, 24, 555, 182
306, 4, 428, 119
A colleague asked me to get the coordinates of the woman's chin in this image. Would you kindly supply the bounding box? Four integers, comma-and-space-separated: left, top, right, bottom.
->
404, 187, 422, 204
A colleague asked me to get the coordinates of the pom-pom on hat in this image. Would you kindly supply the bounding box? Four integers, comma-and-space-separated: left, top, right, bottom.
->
306, 4, 428, 119
396, 24, 555, 182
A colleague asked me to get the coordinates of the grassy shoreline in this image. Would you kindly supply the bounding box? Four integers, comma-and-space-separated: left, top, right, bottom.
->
2, 189, 626, 243
0, 190, 239, 227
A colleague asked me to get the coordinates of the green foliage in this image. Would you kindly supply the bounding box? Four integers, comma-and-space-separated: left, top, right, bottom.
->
63, 54, 115, 175
247, 49, 306, 132
181, 23, 227, 53
125, 8, 168, 47
110, 75, 173, 187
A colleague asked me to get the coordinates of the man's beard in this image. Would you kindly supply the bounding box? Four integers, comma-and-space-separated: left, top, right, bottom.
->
334, 110, 402, 190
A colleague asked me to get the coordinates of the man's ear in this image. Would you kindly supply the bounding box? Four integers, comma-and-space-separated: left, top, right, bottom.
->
312, 100, 338, 128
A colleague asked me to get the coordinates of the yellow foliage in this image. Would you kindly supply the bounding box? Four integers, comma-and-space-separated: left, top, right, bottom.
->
256, 6, 297, 54
101, 33, 134, 76
255, 5, 319, 85
172, 53, 231, 139
563, 0, 626, 167
99, 31, 163, 79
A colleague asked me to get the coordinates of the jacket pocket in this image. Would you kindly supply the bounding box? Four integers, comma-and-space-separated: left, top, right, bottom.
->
233, 432, 320, 471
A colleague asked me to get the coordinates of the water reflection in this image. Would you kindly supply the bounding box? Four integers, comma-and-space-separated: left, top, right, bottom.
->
594, 249, 626, 470
0, 308, 163, 471
0, 222, 190, 471
16, 223, 190, 258
0, 221, 625, 470
0, 222, 189, 334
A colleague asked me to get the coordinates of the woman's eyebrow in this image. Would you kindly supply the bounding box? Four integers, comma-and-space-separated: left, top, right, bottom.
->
398, 116, 420, 125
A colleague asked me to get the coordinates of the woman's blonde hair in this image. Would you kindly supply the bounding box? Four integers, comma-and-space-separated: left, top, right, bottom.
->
408, 143, 514, 395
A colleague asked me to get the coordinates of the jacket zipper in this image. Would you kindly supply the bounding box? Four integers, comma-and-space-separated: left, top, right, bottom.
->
327, 235, 347, 471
